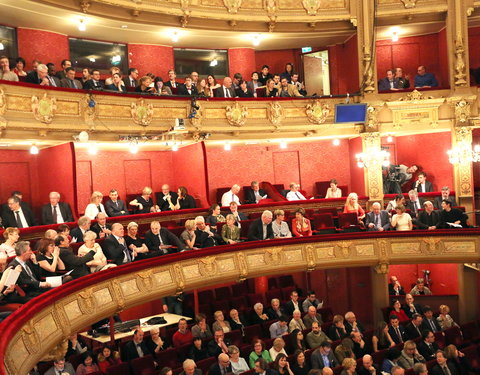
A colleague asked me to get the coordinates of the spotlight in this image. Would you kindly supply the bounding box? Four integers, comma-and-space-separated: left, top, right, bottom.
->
78, 18, 87, 32
387, 135, 393, 143
78, 131, 89, 142
333, 139, 340, 146
87, 143, 98, 155
224, 142, 231, 151
392, 32, 398, 42
30, 145, 39, 155
0, 42, 4, 51
279, 141, 287, 149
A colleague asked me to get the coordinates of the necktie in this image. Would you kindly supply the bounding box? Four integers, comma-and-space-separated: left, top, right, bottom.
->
69, 79, 74, 88
52, 206, 58, 224
225, 88, 230, 97
23, 263, 37, 281
430, 320, 436, 332
295, 193, 301, 199
131, 79, 135, 86
15, 211, 23, 228
158, 234, 164, 246
49, 76, 56, 86
375, 214, 380, 227
442, 367, 450, 375
136, 343, 144, 357
232, 193, 235, 202
97, 205, 103, 213
172, 82, 176, 88
396, 327, 403, 342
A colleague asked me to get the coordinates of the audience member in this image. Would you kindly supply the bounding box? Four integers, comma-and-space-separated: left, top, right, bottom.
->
206, 74, 221, 97
390, 299, 409, 324
221, 214, 241, 244
272, 209, 292, 238
124, 67, 139, 88
254, 358, 276, 375
409, 278, 432, 295
25, 63, 49, 85
351, 331, 370, 358
403, 294, 423, 318
280, 63, 295, 82
414, 65, 438, 88
269, 338, 287, 361
236, 80, 254, 97
289, 310, 307, 332
274, 353, 294, 375
279, 77, 303, 97
325, 179, 342, 198
97, 345, 121, 373
340, 356, 357, 375
0, 55, 19, 82
264, 78, 279, 97
388, 315, 407, 344
395, 68, 410, 89
208, 329, 231, 357
267, 298, 285, 320
434, 186, 457, 209
388, 275, 405, 296
122, 328, 151, 362
70, 216, 91, 243
56, 235, 95, 279
412, 172, 433, 193
378, 69, 399, 91
406, 190, 423, 218
173, 318, 193, 347
104, 189, 129, 217
180, 360, 202, 375
311, 341, 337, 369
84, 191, 107, 220
413, 363, 428, 375
291, 350, 310, 375
13, 57, 27, 77
228, 201, 248, 225
290, 329, 307, 352
344, 311, 365, 335
397, 340, 425, 369
292, 208, 312, 237
103, 223, 135, 265
444, 345, 473, 375
291, 74, 307, 96
83, 69, 104, 90
176, 186, 197, 210
209, 353, 233, 375
438, 200, 467, 228
303, 306, 323, 329
41, 191, 74, 225
178, 76, 198, 96
258, 65, 273, 85
405, 313, 424, 340
302, 290, 323, 312
247, 72, 262, 95
212, 310, 231, 333
382, 351, 402, 374
287, 183, 307, 201
391, 205, 412, 231
1, 195, 36, 228
343, 193, 365, 222
189, 337, 209, 362
91, 212, 112, 238
421, 306, 441, 332
329, 315, 348, 341
365, 202, 390, 231
245, 181, 268, 204
145, 221, 184, 254
229, 309, 248, 333
195, 216, 219, 248
206, 204, 226, 232
75, 351, 100, 375
431, 350, 459, 375
44, 358, 75, 375
248, 210, 274, 241
60, 67, 82, 89
164, 70, 181, 93
416, 201, 440, 230
55, 59, 72, 80
284, 290, 302, 316
36, 238, 66, 278
0, 227, 20, 257
357, 355, 381, 375
221, 185, 241, 207
417, 330, 439, 360
156, 184, 179, 212
372, 321, 395, 352
130, 186, 159, 214
386, 194, 405, 212
77, 231, 115, 273
181, 219, 197, 249
124, 221, 151, 259
269, 316, 289, 338
306, 322, 331, 349
214, 77, 236, 98
437, 304, 459, 330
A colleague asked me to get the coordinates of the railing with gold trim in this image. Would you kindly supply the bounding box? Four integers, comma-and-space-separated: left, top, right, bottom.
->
1, 229, 479, 375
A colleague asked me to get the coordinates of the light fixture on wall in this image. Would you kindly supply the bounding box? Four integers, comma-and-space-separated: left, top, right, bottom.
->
447, 143, 480, 164
171, 31, 179, 43
386, 135, 393, 143
87, 143, 98, 155
172, 143, 179, 151
390, 27, 400, 42
391, 31, 398, 42
129, 141, 139, 154
332, 138, 340, 146
279, 141, 287, 149
78, 17, 87, 32
30, 145, 39, 155
252, 34, 261, 47
356, 150, 390, 168
224, 142, 231, 151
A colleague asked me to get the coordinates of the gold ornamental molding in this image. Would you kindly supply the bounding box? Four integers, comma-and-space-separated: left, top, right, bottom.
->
31, 93, 57, 124
224, 0, 242, 13
305, 100, 331, 124
2, 233, 480, 375
302, 0, 322, 15
131, 98, 154, 126
267, 101, 285, 129
225, 102, 248, 127
400, 0, 417, 8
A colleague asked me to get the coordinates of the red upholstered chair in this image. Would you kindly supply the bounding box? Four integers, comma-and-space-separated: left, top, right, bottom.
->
231, 283, 249, 296
434, 331, 446, 349
196, 357, 216, 375
315, 181, 331, 197
268, 277, 279, 290
155, 348, 180, 369
215, 286, 231, 300
105, 362, 131, 375
273, 184, 285, 192
333, 365, 343, 375
230, 296, 248, 311
225, 329, 243, 347
460, 321, 480, 342
318, 307, 334, 323
371, 349, 387, 366
462, 345, 480, 370
278, 275, 294, 288
317, 207, 339, 219
444, 326, 466, 348
312, 213, 337, 234
240, 220, 254, 239
212, 299, 230, 313
198, 290, 215, 305
244, 324, 263, 342
265, 289, 282, 303
37, 361, 54, 375
249, 212, 262, 220
338, 212, 361, 231
216, 188, 231, 206
131, 354, 157, 375
247, 293, 265, 306
281, 286, 296, 302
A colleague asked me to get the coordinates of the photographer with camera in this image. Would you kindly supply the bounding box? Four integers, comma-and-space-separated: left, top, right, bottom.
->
383, 164, 418, 194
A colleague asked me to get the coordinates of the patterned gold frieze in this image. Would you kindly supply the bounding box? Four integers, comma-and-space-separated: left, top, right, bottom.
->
56, 100, 80, 115
64, 300, 83, 321
390, 241, 421, 255
120, 278, 140, 296
6, 95, 32, 112
97, 104, 132, 117
154, 107, 189, 119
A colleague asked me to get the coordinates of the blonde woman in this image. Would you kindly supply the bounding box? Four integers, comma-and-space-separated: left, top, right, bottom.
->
269, 338, 287, 361
343, 192, 365, 221
212, 310, 231, 333
78, 231, 116, 272
272, 210, 292, 238
340, 358, 357, 375
180, 220, 196, 249
391, 205, 412, 231
129, 186, 160, 214
0, 227, 20, 257
221, 214, 240, 244
85, 191, 107, 220
437, 305, 459, 330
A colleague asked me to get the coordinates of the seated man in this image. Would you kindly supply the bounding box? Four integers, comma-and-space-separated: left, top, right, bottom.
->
421, 306, 441, 333
405, 313, 424, 340
395, 67, 410, 89
388, 275, 405, 296
245, 181, 268, 204
269, 316, 289, 338
121, 329, 151, 362
41, 191, 74, 225
144, 221, 183, 253
388, 315, 407, 344
178, 76, 198, 96
278, 77, 303, 97
90, 212, 112, 239
416, 201, 440, 230
44, 358, 75, 375
60, 67, 82, 89
55, 235, 95, 279
365, 202, 390, 231
414, 66, 438, 88
311, 341, 337, 369
306, 321, 331, 349
302, 290, 323, 312
207, 330, 231, 358
221, 184, 241, 207
403, 293, 423, 319
351, 331, 371, 358
180, 359, 203, 375
156, 184, 179, 212
378, 69, 399, 91
406, 190, 423, 218
303, 306, 323, 329
194, 216, 220, 248
286, 182, 307, 201
434, 186, 458, 209
209, 353, 232, 375
412, 172, 433, 193
431, 350, 458, 375
103, 223, 135, 265
0, 190, 32, 217
344, 311, 365, 334
82, 69, 104, 90
214, 77, 236, 98
1, 195, 37, 228
397, 340, 425, 370
409, 278, 432, 295
25, 63, 50, 85
417, 330, 439, 361
438, 199, 468, 228
266, 298, 285, 320
173, 318, 193, 348
0, 55, 19, 82
105, 189, 129, 217
284, 290, 302, 316
247, 210, 274, 241
357, 355, 381, 375
8, 241, 51, 297
228, 202, 248, 226
70, 216, 91, 243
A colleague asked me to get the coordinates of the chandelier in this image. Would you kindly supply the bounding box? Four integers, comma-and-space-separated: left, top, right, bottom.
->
447, 143, 480, 164
356, 150, 390, 168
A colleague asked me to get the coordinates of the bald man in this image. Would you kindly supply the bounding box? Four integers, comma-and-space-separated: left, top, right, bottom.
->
103, 223, 136, 265
209, 353, 232, 375
365, 202, 390, 231
221, 184, 241, 207
357, 355, 381, 375
214, 77, 235, 98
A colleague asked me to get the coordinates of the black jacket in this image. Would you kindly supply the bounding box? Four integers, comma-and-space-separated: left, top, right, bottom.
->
59, 247, 95, 279
247, 218, 274, 241
103, 235, 133, 265
144, 228, 184, 252
121, 340, 151, 362
245, 188, 268, 204
41, 202, 74, 225
155, 192, 179, 212
83, 79, 104, 90
105, 199, 129, 217
1, 206, 37, 228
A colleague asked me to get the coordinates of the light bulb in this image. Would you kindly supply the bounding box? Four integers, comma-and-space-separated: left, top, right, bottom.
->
87, 143, 98, 155
78, 18, 86, 32
172, 144, 179, 151
30, 145, 39, 155
171, 32, 179, 43
224, 142, 231, 151
333, 138, 340, 146
279, 141, 287, 149
387, 135, 393, 143
392, 32, 398, 42
129, 143, 139, 154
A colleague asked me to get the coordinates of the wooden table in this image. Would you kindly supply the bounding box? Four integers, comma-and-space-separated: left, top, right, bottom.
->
79, 313, 191, 344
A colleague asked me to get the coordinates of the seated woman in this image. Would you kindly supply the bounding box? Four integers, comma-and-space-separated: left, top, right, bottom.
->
250, 302, 269, 325
36, 238, 66, 278
290, 350, 310, 375
97, 345, 121, 374
191, 313, 213, 340
78, 231, 116, 272
135, 76, 155, 94
343, 192, 366, 224
292, 208, 312, 237
85, 191, 108, 220
325, 179, 342, 198
334, 338, 355, 364
272, 210, 292, 238
445, 344, 474, 375
290, 329, 307, 353
206, 75, 221, 97
129, 186, 160, 214
212, 310, 231, 333
329, 314, 348, 341
274, 353, 294, 375
125, 222, 150, 259
222, 214, 241, 244
249, 339, 272, 368
340, 358, 357, 375
391, 205, 412, 231
145, 327, 167, 355
236, 80, 254, 97
175, 186, 196, 210
76, 351, 100, 375
229, 345, 250, 375
105, 72, 126, 92
437, 304, 459, 330
180, 219, 197, 250
105, 66, 122, 86
13, 57, 27, 77
261, 79, 279, 97
58, 224, 71, 242
386, 194, 405, 211
0, 227, 20, 257
372, 321, 395, 352
205, 204, 226, 232
389, 299, 409, 323
154, 77, 172, 95
269, 338, 287, 361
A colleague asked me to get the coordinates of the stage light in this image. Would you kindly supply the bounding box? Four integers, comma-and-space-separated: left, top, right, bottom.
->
78, 18, 87, 32
252, 34, 261, 46
172, 143, 179, 151
387, 135, 393, 143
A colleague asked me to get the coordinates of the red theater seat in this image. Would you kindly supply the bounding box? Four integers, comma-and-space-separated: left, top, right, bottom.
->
105, 362, 131, 375
215, 286, 231, 300
244, 324, 263, 342
460, 321, 480, 342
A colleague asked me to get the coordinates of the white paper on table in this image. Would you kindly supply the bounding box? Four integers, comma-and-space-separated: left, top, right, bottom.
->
5, 269, 20, 286
46, 276, 63, 288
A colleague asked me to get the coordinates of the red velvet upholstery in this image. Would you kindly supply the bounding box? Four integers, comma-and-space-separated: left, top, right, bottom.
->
131, 354, 157, 375
105, 362, 130, 375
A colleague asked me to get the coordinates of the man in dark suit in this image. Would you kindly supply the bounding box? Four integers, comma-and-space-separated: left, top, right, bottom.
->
207, 330, 231, 358
8, 241, 51, 297
357, 355, 381, 375
55, 235, 95, 279
421, 306, 441, 333
41, 191, 74, 225
345, 311, 366, 335
405, 313, 424, 340
228, 202, 248, 226
406, 190, 424, 218
194, 216, 221, 248
0, 191, 32, 218
388, 275, 405, 296
247, 210, 274, 241
144, 221, 184, 253
431, 350, 459, 375
403, 294, 423, 319
416, 201, 440, 230
121, 329, 151, 362
164, 69, 182, 94
55, 59, 72, 80
378, 69, 399, 91
105, 189, 129, 217
254, 358, 278, 375
180, 359, 203, 375
177, 76, 198, 96
155, 184, 179, 212
82, 69, 104, 90
103, 223, 135, 265
258, 65, 273, 86
123, 67, 139, 88
433, 186, 458, 209
417, 330, 439, 361
365, 202, 390, 231
266, 298, 285, 320
60, 67, 82, 89
25, 63, 49, 85
90, 212, 112, 239
70, 216, 91, 243
214, 77, 236, 98
311, 341, 337, 369
284, 290, 303, 316
412, 172, 433, 193
245, 181, 268, 204
1, 195, 37, 228
388, 315, 407, 344
208, 353, 232, 375
45, 63, 62, 87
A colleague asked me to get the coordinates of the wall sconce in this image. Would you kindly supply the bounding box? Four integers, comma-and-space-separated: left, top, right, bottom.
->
356, 150, 390, 168
78, 17, 87, 32
447, 143, 480, 164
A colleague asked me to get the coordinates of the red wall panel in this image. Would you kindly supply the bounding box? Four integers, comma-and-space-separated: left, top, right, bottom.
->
468, 27, 480, 70
328, 35, 359, 95
348, 137, 365, 196
273, 151, 300, 188
394, 132, 453, 191
123, 160, 152, 194
255, 49, 297, 76
76, 160, 93, 215
128, 44, 174, 78
228, 48, 256, 79
17, 28, 69, 71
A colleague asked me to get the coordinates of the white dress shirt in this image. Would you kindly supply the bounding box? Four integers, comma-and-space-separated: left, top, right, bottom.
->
221, 190, 240, 207
286, 191, 307, 201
